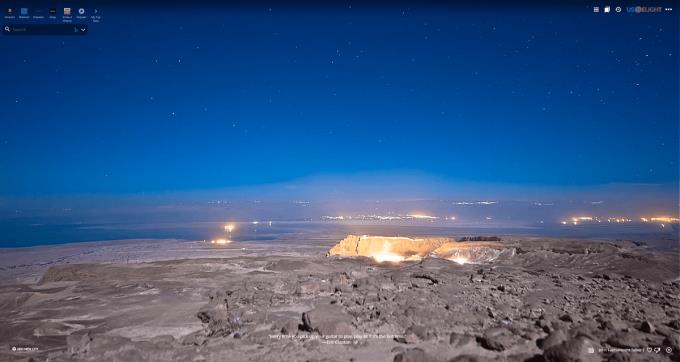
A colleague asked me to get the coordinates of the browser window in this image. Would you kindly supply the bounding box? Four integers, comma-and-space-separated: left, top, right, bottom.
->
1, 1, 678, 361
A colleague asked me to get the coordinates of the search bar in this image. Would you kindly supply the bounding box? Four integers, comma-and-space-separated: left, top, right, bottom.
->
3, 24, 88, 36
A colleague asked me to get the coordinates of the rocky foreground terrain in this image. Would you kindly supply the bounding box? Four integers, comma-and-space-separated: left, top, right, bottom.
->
0, 236, 678, 361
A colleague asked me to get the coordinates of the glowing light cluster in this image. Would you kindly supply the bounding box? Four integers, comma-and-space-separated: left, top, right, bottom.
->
561, 215, 679, 226
647, 217, 679, 223
607, 218, 632, 223
448, 256, 469, 265
562, 216, 598, 225
371, 243, 405, 263
210, 239, 232, 245
641, 216, 680, 228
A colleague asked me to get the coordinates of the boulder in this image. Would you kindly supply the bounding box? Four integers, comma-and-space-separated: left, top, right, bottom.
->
639, 321, 654, 334
539, 329, 568, 350
477, 327, 516, 351
301, 304, 353, 336
450, 333, 476, 348
606, 331, 648, 349
543, 336, 600, 362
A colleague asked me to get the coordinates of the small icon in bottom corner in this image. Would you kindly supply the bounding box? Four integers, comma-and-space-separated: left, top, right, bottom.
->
587, 347, 595, 354
654, 347, 661, 353
667, 347, 673, 353
647, 347, 653, 352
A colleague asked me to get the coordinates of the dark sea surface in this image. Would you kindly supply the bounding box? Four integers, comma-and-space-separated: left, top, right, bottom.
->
0, 219, 677, 251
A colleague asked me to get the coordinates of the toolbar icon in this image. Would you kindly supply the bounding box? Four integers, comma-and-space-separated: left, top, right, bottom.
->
604, 6, 611, 13
63, 7, 71, 16
593, 6, 599, 12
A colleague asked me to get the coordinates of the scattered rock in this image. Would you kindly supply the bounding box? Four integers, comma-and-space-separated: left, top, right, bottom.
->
180, 330, 207, 346
331, 272, 352, 292
279, 319, 300, 335
196, 307, 242, 337
67, 332, 93, 355
639, 321, 654, 334
450, 333, 476, 348
405, 324, 435, 341
599, 317, 629, 331
394, 347, 436, 362
539, 329, 568, 350
559, 314, 575, 323
606, 331, 647, 348
447, 355, 493, 362
411, 273, 440, 285
477, 327, 515, 351
296, 281, 321, 295
301, 304, 353, 336
543, 336, 599, 362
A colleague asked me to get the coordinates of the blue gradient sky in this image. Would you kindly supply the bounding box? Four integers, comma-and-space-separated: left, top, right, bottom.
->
1, 3, 678, 196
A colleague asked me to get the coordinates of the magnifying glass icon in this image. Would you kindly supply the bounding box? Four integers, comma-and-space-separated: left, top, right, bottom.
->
3, 26, 10, 32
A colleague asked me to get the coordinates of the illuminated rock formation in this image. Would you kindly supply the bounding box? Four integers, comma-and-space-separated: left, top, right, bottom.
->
327, 235, 450, 262
433, 242, 513, 264
328, 235, 512, 264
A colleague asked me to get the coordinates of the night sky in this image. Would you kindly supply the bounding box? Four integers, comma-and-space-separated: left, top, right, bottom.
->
2, 3, 678, 196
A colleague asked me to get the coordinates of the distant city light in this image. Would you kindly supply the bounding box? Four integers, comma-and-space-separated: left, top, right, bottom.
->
607, 217, 631, 223
649, 217, 679, 223
560, 215, 678, 226
407, 214, 438, 220
454, 201, 497, 205
322, 216, 346, 220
